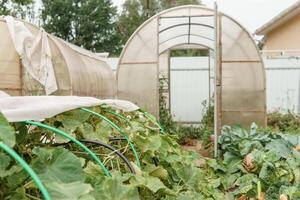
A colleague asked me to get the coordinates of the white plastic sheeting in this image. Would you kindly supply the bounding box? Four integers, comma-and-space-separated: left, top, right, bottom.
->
0, 93, 139, 122
5, 16, 57, 94
0, 16, 116, 99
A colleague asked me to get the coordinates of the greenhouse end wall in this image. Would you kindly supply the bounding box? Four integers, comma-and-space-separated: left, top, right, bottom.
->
116, 5, 266, 128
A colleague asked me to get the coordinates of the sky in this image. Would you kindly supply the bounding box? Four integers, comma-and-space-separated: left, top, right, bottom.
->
112, 0, 299, 33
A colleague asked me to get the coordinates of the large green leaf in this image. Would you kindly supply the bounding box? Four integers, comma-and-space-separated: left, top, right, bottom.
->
59, 109, 91, 124
31, 147, 85, 183
0, 153, 11, 178
0, 153, 19, 178
62, 118, 82, 133
92, 175, 139, 200
221, 172, 241, 190
79, 121, 111, 143
54, 118, 82, 143
129, 173, 166, 193
148, 165, 168, 180
133, 134, 162, 155
0, 113, 15, 147
259, 162, 274, 180
46, 181, 94, 200
265, 140, 292, 159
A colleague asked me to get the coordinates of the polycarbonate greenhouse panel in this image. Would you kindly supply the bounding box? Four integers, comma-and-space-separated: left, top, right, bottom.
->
221, 16, 261, 61
222, 111, 266, 127
121, 19, 158, 63
220, 14, 266, 127
118, 63, 159, 117
158, 13, 215, 53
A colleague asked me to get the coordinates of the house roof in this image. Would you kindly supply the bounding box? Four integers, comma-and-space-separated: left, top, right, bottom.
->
255, 1, 300, 35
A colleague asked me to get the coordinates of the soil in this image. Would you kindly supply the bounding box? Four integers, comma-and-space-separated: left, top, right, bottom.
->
181, 138, 213, 167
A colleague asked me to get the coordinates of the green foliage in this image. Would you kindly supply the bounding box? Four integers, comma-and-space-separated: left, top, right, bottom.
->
41, 0, 122, 55
267, 111, 300, 133
159, 77, 177, 134
0, 113, 15, 147
90, 172, 140, 200
0, 0, 34, 19
216, 124, 300, 199
116, 0, 156, 46
170, 49, 209, 57
1, 107, 300, 199
31, 147, 85, 183
45, 181, 94, 200
159, 76, 213, 145
0, 107, 224, 199
160, 0, 202, 9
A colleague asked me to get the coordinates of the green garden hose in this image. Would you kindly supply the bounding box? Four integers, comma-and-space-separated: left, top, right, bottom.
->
0, 141, 52, 200
102, 109, 132, 128
81, 108, 141, 168
139, 109, 165, 133
25, 120, 111, 177
103, 109, 129, 122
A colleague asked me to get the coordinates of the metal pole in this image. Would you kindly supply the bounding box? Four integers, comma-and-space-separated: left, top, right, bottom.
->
298, 69, 300, 114
208, 50, 211, 106
213, 1, 219, 158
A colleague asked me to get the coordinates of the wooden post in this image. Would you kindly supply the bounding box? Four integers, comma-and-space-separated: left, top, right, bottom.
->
213, 2, 222, 158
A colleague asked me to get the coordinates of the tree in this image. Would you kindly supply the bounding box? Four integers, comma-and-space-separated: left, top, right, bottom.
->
0, 0, 34, 20
116, 0, 158, 45
160, 0, 201, 10
41, 0, 121, 55
117, 0, 201, 46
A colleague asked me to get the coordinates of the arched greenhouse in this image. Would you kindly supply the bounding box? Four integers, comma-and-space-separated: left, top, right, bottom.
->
116, 5, 266, 128
0, 16, 116, 99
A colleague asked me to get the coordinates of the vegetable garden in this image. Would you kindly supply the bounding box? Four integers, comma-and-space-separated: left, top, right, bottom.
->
0, 4, 299, 200
1, 103, 300, 200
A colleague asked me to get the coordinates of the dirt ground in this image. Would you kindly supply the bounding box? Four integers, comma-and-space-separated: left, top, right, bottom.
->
181, 139, 212, 167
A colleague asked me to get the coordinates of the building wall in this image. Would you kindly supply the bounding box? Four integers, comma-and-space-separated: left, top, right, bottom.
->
263, 13, 300, 50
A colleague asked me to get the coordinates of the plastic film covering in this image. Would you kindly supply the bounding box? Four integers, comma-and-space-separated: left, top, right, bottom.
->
0, 16, 116, 99
0, 95, 139, 122
51, 38, 115, 99
0, 19, 21, 96
117, 5, 266, 127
